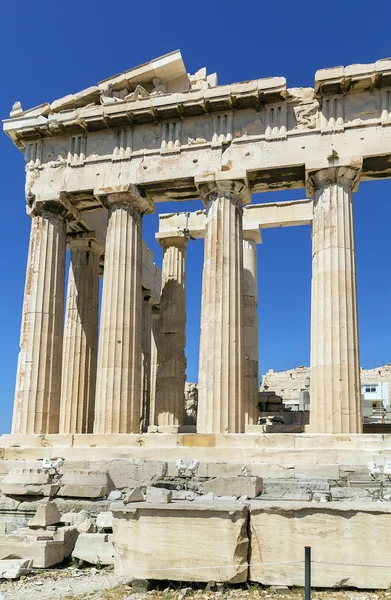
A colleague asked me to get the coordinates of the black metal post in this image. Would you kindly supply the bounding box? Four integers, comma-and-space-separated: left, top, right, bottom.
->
305, 546, 311, 600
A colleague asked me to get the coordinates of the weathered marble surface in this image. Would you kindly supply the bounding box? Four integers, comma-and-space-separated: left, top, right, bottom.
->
249, 501, 391, 589
112, 502, 249, 582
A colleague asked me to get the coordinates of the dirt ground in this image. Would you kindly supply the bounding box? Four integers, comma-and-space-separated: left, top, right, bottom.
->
0, 569, 390, 600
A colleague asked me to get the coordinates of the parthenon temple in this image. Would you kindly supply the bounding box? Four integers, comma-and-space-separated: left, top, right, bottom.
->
5, 50, 391, 438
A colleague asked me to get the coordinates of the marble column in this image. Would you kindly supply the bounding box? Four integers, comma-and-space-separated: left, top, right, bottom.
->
154, 234, 187, 430
13, 203, 67, 434
243, 233, 259, 425
308, 166, 362, 433
59, 234, 101, 434
140, 290, 153, 432
94, 191, 154, 434
197, 180, 246, 434
149, 306, 160, 427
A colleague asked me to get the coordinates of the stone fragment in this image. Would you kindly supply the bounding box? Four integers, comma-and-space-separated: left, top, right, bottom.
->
60, 510, 93, 533
107, 490, 122, 501
0, 534, 64, 568
57, 470, 109, 499
55, 526, 79, 557
249, 502, 391, 589
112, 502, 248, 582
60, 510, 89, 526
171, 490, 195, 501
77, 518, 94, 534
146, 487, 172, 503
96, 459, 167, 490
131, 579, 153, 592
96, 512, 113, 530
123, 487, 144, 504
1, 469, 57, 497
72, 533, 114, 565
312, 492, 331, 502
0, 558, 32, 579
271, 585, 291, 595
203, 476, 262, 498
29, 502, 61, 528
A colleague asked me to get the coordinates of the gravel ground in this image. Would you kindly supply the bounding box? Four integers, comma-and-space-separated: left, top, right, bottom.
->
0, 570, 390, 600
0, 568, 129, 600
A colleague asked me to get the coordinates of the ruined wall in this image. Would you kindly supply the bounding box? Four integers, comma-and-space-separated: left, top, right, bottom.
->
262, 364, 391, 405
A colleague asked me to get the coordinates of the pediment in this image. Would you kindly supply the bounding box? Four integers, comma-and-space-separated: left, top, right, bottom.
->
8, 50, 219, 118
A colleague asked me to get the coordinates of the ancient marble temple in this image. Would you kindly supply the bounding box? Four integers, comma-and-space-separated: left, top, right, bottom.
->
4, 51, 391, 436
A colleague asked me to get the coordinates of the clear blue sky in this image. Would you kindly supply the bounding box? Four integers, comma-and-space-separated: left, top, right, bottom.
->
0, 0, 390, 433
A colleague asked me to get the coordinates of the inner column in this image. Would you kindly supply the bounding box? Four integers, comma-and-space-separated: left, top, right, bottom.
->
197, 179, 246, 434
59, 234, 101, 434
308, 165, 362, 433
243, 232, 260, 425
94, 190, 154, 434
154, 234, 187, 432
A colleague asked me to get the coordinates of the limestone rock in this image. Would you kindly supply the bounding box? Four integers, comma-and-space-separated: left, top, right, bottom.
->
72, 533, 114, 565
29, 502, 61, 528
112, 502, 249, 582
0, 558, 32, 579
203, 476, 263, 498
146, 486, 172, 503
123, 487, 144, 504
96, 511, 113, 530
57, 470, 109, 499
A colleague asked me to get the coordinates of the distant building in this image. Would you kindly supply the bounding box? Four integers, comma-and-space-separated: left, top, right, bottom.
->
261, 364, 391, 414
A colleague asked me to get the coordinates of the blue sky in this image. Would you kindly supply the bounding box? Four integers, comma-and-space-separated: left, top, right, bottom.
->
0, 0, 390, 433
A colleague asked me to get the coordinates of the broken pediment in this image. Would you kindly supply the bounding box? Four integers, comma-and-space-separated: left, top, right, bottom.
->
8, 50, 219, 119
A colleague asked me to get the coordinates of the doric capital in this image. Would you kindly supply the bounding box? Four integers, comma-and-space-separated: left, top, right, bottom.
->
195, 170, 251, 206
27, 197, 68, 220
94, 184, 155, 215
156, 231, 189, 249
306, 157, 362, 196
66, 232, 103, 254
243, 228, 262, 244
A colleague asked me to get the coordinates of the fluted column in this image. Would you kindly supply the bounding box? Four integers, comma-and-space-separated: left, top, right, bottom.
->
140, 290, 153, 432
94, 190, 154, 434
308, 166, 362, 433
59, 234, 101, 434
149, 306, 160, 427
13, 203, 67, 434
243, 233, 259, 425
197, 180, 247, 434
154, 234, 187, 430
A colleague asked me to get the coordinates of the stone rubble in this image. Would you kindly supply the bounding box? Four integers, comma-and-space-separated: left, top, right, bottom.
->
146, 486, 172, 503
123, 487, 144, 504
0, 558, 32, 580
72, 533, 114, 565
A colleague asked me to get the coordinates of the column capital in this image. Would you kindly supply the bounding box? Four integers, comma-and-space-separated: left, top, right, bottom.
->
306, 158, 362, 196
27, 198, 68, 220
243, 229, 262, 244
156, 232, 189, 249
94, 184, 154, 215
195, 170, 251, 206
